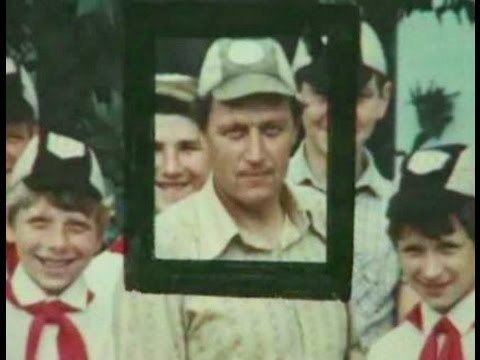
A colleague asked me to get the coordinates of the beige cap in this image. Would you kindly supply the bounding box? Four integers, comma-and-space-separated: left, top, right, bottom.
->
155, 73, 197, 102
198, 37, 297, 100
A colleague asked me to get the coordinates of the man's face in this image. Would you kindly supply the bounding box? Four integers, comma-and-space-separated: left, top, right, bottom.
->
299, 73, 391, 154
6, 123, 34, 186
206, 95, 296, 209
154, 114, 210, 212
398, 217, 475, 313
11, 197, 102, 295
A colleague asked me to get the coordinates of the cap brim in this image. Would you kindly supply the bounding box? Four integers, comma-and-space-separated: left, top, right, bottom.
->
212, 73, 295, 100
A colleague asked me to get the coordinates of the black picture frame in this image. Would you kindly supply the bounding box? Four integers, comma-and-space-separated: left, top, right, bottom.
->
124, 0, 358, 300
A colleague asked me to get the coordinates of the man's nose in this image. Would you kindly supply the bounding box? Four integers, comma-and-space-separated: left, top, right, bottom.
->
245, 130, 266, 164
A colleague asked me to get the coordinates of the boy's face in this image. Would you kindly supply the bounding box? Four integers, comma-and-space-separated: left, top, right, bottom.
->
11, 197, 102, 295
154, 114, 210, 212
398, 217, 475, 313
299, 73, 391, 155
6, 123, 35, 186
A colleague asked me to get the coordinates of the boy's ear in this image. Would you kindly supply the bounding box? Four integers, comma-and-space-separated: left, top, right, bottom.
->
6, 223, 16, 244
378, 80, 393, 120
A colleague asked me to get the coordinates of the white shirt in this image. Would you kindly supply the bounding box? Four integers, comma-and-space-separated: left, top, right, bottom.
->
6, 264, 118, 360
368, 291, 475, 360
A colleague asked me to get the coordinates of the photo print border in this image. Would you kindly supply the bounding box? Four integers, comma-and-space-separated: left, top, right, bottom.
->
124, 0, 359, 300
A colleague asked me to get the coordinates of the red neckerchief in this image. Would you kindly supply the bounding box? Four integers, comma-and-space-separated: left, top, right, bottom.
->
405, 303, 468, 360
108, 235, 126, 254
6, 242, 19, 277
6, 280, 94, 360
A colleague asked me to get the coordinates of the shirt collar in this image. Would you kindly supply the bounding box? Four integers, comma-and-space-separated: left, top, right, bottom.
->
422, 290, 475, 335
196, 176, 324, 259
288, 141, 325, 191
11, 263, 91, 310
355, 149, 392, 198
288, 142, 391, 198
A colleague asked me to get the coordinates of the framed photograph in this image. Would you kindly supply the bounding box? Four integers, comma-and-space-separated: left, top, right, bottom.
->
124, 1, 358, 300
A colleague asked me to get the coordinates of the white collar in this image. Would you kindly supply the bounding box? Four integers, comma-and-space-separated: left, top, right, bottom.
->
11, 263, 91, 310
289, 141, 391, 197
422, 290, 475, 335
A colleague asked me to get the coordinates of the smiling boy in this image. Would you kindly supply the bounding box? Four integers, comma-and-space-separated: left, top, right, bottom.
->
6, 132, 116, 359
368, 144, 475, 360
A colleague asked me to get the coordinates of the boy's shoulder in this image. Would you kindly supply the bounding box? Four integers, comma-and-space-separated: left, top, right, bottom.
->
368, 320, 422, 360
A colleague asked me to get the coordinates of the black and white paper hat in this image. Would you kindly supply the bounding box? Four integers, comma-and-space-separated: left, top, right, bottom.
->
9, 132, 109, 205
388, 144, 474, 222
6, 56, 39, 121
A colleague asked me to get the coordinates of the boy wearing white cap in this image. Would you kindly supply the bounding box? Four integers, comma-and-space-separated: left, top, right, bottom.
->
116, 37, 357, 360
368, 144, 475, 360
153, 73, 211, 213
6, 132, 118, 360
287, 21, 399, 352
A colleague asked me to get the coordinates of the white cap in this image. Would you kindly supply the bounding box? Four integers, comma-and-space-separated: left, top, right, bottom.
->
6, 57, 40, 121
292, 21, 387, 76
155, 73, 197, 102
445, 145, 475, 197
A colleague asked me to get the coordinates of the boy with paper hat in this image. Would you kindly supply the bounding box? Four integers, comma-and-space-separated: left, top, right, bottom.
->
6, 132, 118, 360
368, 144, 475, 360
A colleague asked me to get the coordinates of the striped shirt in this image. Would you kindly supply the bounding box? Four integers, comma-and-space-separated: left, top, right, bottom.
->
287, 141, 401, 351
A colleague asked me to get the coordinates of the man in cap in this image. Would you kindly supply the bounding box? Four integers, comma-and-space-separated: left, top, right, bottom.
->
287, 21, 400, 352
115, 37, 356, 360
6, 131, 119, 359
368, 144, 475, 360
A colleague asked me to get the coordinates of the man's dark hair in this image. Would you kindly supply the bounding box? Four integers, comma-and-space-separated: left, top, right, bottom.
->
192, 94, 302, 132
388, 197, 475, 246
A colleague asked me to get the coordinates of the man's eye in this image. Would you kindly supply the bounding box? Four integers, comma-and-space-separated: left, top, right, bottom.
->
225, 129, 245, 140
262, 126, 282, 137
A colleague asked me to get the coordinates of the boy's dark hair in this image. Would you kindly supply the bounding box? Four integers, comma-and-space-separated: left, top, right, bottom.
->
8, 186, 110, 236
358, 66, 389, 96
6, 93, 35, 126
155, 94, 193, 118
388, 197, 475, 246
192, 94, 302, 132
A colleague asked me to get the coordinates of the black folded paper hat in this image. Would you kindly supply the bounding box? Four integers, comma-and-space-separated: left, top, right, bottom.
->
9, 131, 108, 203
388, 144, 474, 224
